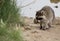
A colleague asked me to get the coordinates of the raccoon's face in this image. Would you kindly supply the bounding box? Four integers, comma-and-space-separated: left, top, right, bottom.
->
36, 10, 46, 20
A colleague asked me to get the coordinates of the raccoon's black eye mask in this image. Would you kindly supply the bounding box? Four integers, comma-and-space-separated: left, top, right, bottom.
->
36, 17, 43, 20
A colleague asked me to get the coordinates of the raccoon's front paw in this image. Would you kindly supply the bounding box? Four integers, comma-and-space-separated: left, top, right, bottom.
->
34, 19, 38, 24
42, 27, 49, 30
41, 26, 49, 30
40, 26, 42, 29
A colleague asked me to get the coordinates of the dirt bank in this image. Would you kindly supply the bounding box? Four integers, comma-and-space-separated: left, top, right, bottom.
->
21, 17, 60, 41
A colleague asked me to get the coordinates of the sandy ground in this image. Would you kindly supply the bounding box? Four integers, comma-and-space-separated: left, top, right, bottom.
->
21, 17, 60, 41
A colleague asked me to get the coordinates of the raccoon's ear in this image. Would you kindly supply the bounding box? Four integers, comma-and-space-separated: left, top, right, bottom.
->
36, 11, 38, 13
36, 11, 39, 15
36, 12, 38, 13
35, 12, 38, 16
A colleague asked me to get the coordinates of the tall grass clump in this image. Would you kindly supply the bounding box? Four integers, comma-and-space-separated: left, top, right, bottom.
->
0, 0, 24, 41
0, 0, 23, 24
0, 20, 23, 41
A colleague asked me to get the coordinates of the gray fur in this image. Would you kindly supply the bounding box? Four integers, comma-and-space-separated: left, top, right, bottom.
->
34, 6, 55, 30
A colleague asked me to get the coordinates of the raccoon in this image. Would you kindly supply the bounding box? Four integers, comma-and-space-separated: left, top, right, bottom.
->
34, 6, 55, 30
